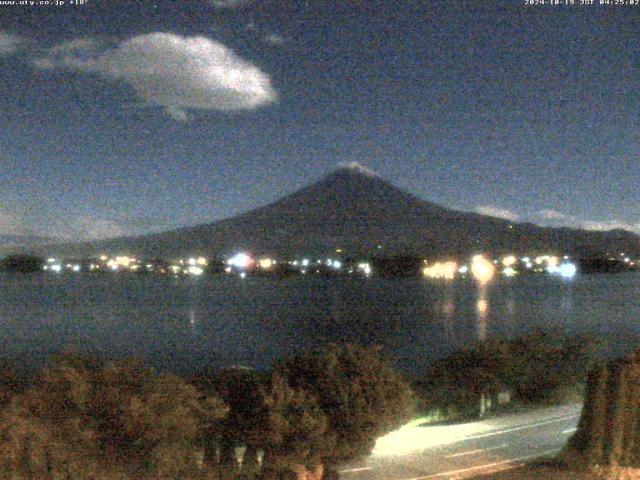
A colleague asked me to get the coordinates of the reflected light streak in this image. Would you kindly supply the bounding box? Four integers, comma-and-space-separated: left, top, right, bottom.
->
476, 284, 489, 341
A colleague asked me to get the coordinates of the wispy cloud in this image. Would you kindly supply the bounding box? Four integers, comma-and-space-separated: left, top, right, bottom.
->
475, 205, 520, 222
0, 31, 22, 56
210, 0, 254, 9
34, 32, 277, 120
476, 205, 640, 235
539, 209, 571, 221
536, 209, 640, 235
263, 33, 286, 46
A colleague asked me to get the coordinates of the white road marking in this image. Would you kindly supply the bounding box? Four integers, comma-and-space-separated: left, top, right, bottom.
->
339, 467, 373, 474
405, 448, 560, 479
460, 413, 580, 442
562, 427, 577, 434
445, 444, 508, 458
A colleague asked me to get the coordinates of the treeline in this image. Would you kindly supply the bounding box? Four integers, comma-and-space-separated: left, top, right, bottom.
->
416, 329, 601, 419
0, 345, 416, 480
0, 332, 601, 479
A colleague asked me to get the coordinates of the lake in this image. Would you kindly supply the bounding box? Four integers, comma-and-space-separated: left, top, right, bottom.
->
1, 272, 639, 375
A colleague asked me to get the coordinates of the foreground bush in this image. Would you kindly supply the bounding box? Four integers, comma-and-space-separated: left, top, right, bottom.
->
271, 344, 417, 477
418, 330, 601, 418
0, 353, 228, 479
0, 345, 416, 479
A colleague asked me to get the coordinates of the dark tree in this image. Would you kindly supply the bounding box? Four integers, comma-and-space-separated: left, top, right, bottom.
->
274, 344, 417, 471
0, 254, 44, 273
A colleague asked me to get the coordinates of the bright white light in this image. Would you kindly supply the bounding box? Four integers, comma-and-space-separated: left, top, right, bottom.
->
188, 257, 197, 266
471, 255, 495, 285
228, 253, 254, 269
239, 272, 246, 279
522, 256, 531, 263
301, 259, 309, 267
188, 266, 204, 276
332, 260, 342, 270
548, 262, 577, 279
357, 262, 372, 276
43, 265, 48, 271
196, 257, 208, 266
71, 265, 80, 272
503, 267, 517, 277
224, 266, 231, 273
525, 262, 532, 269
50, 264, 62, 273
458, 265, 469, 274
47, 257, 56, 263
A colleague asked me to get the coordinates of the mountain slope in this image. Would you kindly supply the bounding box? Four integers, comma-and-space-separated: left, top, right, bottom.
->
42, 167, 640, 259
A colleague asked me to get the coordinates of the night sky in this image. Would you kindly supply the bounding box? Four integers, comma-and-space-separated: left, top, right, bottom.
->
1, 0, 638, 241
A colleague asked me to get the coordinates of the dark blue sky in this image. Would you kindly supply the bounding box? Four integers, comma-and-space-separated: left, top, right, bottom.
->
1, 0, 638, 240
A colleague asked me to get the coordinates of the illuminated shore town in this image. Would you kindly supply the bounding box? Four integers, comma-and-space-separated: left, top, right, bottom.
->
38, 251, 638, 280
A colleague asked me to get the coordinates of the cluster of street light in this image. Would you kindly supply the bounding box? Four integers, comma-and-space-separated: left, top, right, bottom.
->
422, 254, 578, 282
41, 252, 374, 279
41, 250, 639, 282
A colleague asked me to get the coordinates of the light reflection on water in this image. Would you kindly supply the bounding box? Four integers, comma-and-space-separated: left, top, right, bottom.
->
0, 272, 638, 374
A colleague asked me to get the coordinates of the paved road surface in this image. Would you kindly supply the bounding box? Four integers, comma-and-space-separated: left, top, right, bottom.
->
338, 403, 582, 480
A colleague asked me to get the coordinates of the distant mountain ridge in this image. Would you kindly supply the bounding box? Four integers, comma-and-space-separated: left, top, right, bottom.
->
0, 234, 61, 255
28, 167, 640, 259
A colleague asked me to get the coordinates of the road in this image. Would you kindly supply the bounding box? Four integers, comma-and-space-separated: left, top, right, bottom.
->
338, 403, 582, 480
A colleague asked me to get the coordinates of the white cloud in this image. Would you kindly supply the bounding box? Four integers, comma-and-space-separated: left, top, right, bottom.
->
581, 220, 640, 235
475, 205, 520, 222
264, 33, 285, 46
34, 33, 277, 120
210, 0, 254, 8
338, 161, 379, 177
0, 32, 22, 56
534, 209, 640, 235
539, 209, 571, 221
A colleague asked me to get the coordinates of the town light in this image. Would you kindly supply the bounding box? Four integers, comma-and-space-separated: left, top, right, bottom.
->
548, 262, 577, 279
187, 266, 204, 276
259, 258, 273, 269
501, 255, 517, 267
423, 261, 457, 280
228, 253, 254, 269
502, 267, 517, 277
471, 255, 495, 285
357, 262, 372, 276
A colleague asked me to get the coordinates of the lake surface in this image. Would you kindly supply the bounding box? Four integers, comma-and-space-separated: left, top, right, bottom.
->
1, 272, 639, 375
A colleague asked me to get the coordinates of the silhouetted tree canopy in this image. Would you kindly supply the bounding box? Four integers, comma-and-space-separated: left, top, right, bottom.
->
274, 344, 417, 465
0, 254, 44, 273
0, 353, 228, 479
420, 330, 602, 414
